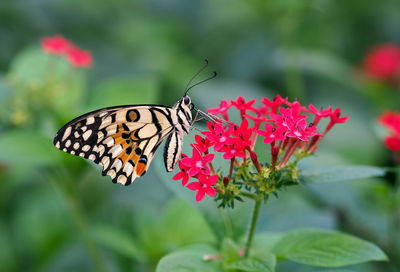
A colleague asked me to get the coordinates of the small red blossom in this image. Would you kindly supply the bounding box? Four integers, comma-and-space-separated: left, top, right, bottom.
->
41, 35, 72, 55
257, 123, 287, 144
203, 122, 234, 151
286, 119, 318, 142
378, 111, 400, 153
379, 111, 400, 135
231, 96, 256, 118
309, 104, 332, 125
363, 44, 400, 80
325, 107, 349, 133
172, 159, 191, 186
187, 174, 218, 202
191, 134, 213, 153
180, 150, 214, 177
261, 95, 287, 113
244, 113, 270, 130
207, 100, 232, 121
231, 119, 253, 147
221, 143, 246, 159
384, 135, 400, 152
66, 47, 92, 68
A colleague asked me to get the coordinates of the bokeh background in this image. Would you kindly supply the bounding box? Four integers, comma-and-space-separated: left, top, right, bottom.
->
1, 0, 400, 271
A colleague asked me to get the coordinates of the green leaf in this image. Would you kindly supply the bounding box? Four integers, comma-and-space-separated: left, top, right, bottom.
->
156, 244, 222, 272
91, 224, 145, 261
0, 130, 61, 166
87, 76, 160, 110
299, 166, 386, 184
271, 228, 388, 267
160, 198, 216, 245
227, 257, 275, 272
220, 238, 241, 265
252, 232, 283, 253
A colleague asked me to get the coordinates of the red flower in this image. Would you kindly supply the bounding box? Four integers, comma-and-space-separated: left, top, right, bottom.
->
309, 104, 332, 125
270, 107, 298, 130
245, 112, 270, 130
187, 174, 218, 202
231, 96, 256, 118
203, 122, 234, 151
180, 149, 214, 177
191, 135, 213, 154
379, 111, 400, 135
384, 135, 400, 152
221, 143, 246, 159
286, 119, 318, 142
41, 35, 72, 55
172, 159, 191, 186
207, 100, 231, 121
257, 123, 287, 144
231, 119, 253, 147
325, 107, 349, 133
67, 47, 92, 68
363, 44, 400, 80
261, 95, 287, 113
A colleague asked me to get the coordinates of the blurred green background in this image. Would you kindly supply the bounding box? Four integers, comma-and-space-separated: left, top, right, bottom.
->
1, 0, 400, 271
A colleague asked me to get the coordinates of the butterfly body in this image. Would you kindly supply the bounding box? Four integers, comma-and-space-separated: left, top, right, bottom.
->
53, 96, 193, 186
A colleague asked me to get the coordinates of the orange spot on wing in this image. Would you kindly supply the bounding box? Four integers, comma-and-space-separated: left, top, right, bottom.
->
136, 162, 146, 176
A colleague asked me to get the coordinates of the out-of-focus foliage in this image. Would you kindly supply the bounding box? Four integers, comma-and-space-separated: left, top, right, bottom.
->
0, 0, 400, 271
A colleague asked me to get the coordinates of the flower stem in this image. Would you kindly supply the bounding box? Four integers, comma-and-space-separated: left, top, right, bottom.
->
244, 198, 262, 258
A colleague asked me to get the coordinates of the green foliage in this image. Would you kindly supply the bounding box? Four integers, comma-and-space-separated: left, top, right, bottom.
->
271, 229, 388, 267
0, 130, 61, 166
156, 244, 222, 272
299, 166, 387, 184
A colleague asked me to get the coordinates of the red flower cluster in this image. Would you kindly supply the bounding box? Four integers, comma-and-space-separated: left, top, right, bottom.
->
378, 111, 400, 152
363, 43, 400, 81
173, 95, 348, 202
41, 35, 92, 68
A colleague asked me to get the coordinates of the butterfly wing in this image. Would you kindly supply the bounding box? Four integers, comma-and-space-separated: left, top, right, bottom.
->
163, 131, 183, 172
54, 105, 176, 185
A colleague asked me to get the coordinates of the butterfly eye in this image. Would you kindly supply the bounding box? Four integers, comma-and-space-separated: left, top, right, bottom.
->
183, 96, 191, 105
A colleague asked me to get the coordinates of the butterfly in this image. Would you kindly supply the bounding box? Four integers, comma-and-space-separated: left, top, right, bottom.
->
53, 60, 216, 186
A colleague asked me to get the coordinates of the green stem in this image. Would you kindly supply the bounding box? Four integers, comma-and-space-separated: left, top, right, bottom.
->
220, 209, 233, 239
244, 198, 262, 258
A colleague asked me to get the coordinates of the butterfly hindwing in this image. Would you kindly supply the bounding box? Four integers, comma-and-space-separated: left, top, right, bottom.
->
54, 105, 176, 185
163, 131, 183, 172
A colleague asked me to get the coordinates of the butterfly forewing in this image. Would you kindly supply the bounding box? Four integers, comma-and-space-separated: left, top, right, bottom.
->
54, 105, 178, 185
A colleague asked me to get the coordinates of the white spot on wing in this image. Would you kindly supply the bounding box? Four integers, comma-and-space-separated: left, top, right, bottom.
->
86, 116, 95, 125
89, 154, 96, 161
123, 162, 133, 176
82, 145, 91, 152
110, 144, 123, 158
65, 140, 71, 148
62, 127, 72, 141
101, 156, 110, 169
112, 159, 123, 172
103, 137, 114, 147
82, 130, 92, 141
117, 175, 127, 185
73, 142, 80, 150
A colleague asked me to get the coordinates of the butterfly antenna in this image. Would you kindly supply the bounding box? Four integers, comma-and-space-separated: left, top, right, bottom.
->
185, 71, 217, 95
184, 59, 209, 96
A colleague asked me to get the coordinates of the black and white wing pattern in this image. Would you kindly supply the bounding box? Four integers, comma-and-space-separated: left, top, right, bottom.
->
54, 105, 178, 185
54, 95, 194, 186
